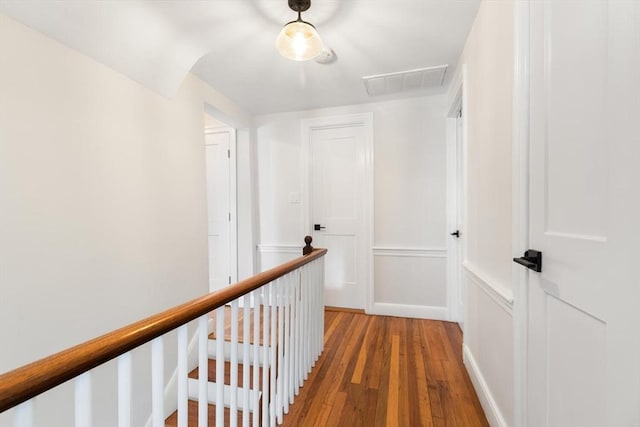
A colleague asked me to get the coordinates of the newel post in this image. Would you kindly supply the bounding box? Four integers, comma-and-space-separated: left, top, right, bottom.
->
302, 235, 313, 255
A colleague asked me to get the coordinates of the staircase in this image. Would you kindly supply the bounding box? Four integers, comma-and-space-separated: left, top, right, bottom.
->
165, 307, 267, 426
0, 242, 326, 427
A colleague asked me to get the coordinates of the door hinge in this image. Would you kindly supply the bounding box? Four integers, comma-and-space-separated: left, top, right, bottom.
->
227, 149, 230, 159
228, 212, 231, 221
228, 276, 231, 284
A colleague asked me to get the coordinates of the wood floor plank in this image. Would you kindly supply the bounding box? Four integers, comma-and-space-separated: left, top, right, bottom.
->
303, 313, 369, 425
386, 334, 400, 427
350, 316, 373, 384
367, 315, 387, 390
411, 320, 434, 426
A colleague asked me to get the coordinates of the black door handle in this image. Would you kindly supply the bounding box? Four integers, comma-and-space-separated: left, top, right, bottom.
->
513, 249, 542, 272
314, 224, 326, 231
450, 230, 460, 238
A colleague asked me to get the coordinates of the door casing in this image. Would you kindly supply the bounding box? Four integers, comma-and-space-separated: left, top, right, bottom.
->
446, 65, 468, 326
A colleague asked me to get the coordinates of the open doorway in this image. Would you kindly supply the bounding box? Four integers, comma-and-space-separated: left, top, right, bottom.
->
204, 111, 237, 292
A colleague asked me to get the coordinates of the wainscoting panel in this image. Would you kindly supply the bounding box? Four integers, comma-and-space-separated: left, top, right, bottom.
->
372, 247, 447, 320
463, 264, 514, 427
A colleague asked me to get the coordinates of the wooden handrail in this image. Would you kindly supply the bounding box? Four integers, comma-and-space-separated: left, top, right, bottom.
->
0, 246, 327, 413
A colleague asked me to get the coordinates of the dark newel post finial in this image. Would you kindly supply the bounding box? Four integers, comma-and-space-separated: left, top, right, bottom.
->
303, 235, 313, 255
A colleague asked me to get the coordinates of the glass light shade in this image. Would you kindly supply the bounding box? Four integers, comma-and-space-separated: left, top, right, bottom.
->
275, 20, 323, 61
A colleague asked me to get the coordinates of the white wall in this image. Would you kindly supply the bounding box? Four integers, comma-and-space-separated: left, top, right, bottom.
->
0, 13, 250, 426
455, 1, 515, 425
254, 96, 448, 317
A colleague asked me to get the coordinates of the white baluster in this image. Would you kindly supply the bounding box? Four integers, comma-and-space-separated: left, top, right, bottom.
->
309, 264, 316, 365
151, 337, 164, 427
270, 280, 278, 427
177, 325, 188, 427
295, 272, 302, 392
261, 285, 271, 427
74, 371, 91, 427
198, 315, 209, 427
283, 273, 292, 411
242, 294, 251, 427
302, 266, 309, 380
310, 263, 316, 362
117, 352, 132, 427
319, 259, 325, 357
230, 300, 239, 427
216, 307, 225, 426
276, 277, 285, 423
13, 399, 35, 427
252, 290, 261, 427
313, 260, 319, 358
308, 264, 315, 373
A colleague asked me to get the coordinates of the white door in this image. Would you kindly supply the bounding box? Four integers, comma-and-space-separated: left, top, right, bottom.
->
205, 128, 235, 292
307, 117, 372, 309
525, 1, 640, 425
453, 108, 465, 329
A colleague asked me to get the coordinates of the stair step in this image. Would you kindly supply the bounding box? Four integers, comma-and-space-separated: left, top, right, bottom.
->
188, 359, 266, 390
187, 378, 260, 412
208, 339, 271, 365
165, 400, 256, 426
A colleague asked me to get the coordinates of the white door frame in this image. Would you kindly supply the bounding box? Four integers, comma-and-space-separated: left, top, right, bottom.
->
512, 0, 531, 425
300, 113, 374, 312
205, 125, 238, 286
446, 65, 468, 324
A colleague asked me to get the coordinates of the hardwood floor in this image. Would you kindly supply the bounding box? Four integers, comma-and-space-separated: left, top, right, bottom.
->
281, 310, 488, 426
165, 308, 488, 426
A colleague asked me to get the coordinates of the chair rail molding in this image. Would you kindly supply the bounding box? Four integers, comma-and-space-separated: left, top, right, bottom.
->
371, 246, 447, 258
463, 263, 514, 315
256, 243, 302, 254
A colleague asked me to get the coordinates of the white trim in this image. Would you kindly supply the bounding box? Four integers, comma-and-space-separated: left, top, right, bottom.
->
257, 244, 301, 255
512, 0, 531, 425
301, 113, 374, 312
229, 128, 238, 284
187, 380, 259, 412
371, 247, 447, 258
463, 345, 510, 427
371, 302, 447, 320
463, 263, 514, 314
543, 230, 607, 243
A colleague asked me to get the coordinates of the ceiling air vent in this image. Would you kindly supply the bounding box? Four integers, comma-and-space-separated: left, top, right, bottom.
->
362, 65, 448, 96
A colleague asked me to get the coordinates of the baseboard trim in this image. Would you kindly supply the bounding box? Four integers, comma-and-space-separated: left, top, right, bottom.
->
463, 345, 509, 427
370, 302, 447, 320
325, 306, 366, 314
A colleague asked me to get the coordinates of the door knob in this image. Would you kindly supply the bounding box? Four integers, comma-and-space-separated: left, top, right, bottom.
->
450, 230, 460, 238
513, 249, 542, 272
314, 224, 326, 231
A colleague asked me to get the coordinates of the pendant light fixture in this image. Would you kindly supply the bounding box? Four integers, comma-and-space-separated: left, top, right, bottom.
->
275, 0, 323, 61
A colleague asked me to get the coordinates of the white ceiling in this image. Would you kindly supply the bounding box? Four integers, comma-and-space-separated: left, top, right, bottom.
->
0, 0, 480, 115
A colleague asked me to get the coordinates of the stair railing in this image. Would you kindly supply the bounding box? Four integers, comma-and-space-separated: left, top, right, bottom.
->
0, 237, 326, 427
